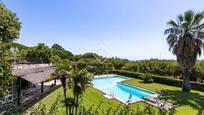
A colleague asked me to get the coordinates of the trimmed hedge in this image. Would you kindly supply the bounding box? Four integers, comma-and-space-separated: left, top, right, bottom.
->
112, 70, 143, 79
112, 70, 204, 92
143, 74, 154, 83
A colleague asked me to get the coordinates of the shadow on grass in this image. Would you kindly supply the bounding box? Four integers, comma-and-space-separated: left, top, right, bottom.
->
160, 89, 204, 111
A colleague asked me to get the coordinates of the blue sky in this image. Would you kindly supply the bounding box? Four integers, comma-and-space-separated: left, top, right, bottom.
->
3, 0, 204, 60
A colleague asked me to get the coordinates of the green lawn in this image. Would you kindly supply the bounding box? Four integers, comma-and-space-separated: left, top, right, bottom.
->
34, 78, 204, 115
123, 79, 204, 115
35, 86, 150, 115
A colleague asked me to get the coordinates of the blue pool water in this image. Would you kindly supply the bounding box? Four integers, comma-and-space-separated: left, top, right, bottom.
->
92, 76, 157, 103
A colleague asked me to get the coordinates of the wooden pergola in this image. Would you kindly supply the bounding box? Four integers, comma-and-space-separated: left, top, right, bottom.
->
12, 64, 55, 106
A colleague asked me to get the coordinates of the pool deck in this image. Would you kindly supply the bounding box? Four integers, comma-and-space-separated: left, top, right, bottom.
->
103, 93, 143, 105
94, 74, 118, 78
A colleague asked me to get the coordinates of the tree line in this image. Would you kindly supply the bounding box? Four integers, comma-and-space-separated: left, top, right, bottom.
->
7, 41, 204, 83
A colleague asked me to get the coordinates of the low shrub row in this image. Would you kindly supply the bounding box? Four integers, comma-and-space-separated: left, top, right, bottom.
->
112, 70, 204, 92
143, 74, 154, 83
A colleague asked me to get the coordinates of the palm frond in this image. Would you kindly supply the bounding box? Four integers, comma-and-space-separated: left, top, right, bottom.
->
197, 47, 202, 56
193, 11, 204, 24
182, 21, 189, 32
197, 23, 204, 32
195, 38, 203, 46
164, 28, 179, 35
184, 10, 195, 24
172, 44, 178, 55
166, 34, 178, 51
195, 39, 203, 56
167, 20, 179, 28
164, 28, 172, 35
177, 14, 184, 22
198, 31, 204, 38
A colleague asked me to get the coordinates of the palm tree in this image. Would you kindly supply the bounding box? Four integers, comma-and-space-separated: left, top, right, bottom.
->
55, 60, 72, 115
164, 10, 204, 91
71, 64, 93, 115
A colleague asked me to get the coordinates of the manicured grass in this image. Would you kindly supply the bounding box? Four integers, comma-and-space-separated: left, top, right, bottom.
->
33, 78, 204, 115
123, 78, 204, 115
34, 86, 155, 115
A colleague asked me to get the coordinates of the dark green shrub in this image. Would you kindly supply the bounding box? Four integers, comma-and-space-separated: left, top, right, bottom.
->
143, 74, 154, 83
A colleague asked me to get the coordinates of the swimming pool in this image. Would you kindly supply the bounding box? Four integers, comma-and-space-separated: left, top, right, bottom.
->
92, 75, 157, 103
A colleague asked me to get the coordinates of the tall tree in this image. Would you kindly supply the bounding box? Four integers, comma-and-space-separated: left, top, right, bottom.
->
0, 3, 21, 43
25, 43, 51, 63
52, 43, 65, 51
164, 10, 204, 91
51, 49, 73, 59
0, 3, 21, 97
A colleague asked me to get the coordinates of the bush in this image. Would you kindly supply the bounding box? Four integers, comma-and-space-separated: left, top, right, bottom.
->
148, 73, 182, 87
112, 70, 204, 92
143, 74, 154, 83
121, 59, 181, 77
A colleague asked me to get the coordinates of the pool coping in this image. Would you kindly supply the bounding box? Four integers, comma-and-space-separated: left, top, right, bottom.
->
118, 82, 158, 96
94, 74, 118, 78
93, 75, 130, 81
92, 74, 159, 104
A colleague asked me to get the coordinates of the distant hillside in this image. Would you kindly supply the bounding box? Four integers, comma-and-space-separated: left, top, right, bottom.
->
5, 42, 28, 50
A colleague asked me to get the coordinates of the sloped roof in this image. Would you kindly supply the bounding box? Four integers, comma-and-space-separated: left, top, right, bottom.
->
12, 64, 55, 84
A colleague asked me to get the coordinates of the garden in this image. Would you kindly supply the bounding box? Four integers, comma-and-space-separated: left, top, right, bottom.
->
1, 1, 204, 115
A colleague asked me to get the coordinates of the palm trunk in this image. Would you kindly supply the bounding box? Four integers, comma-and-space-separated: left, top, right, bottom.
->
71, 95, 76, 115
68, 100, 72, 115
61, 77, 68, 115
182, 68, 191, 92
63, 87, 68, 115
75, 94, 79, 115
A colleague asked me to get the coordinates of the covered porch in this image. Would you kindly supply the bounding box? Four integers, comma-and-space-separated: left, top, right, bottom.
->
12, 64, 59, 106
